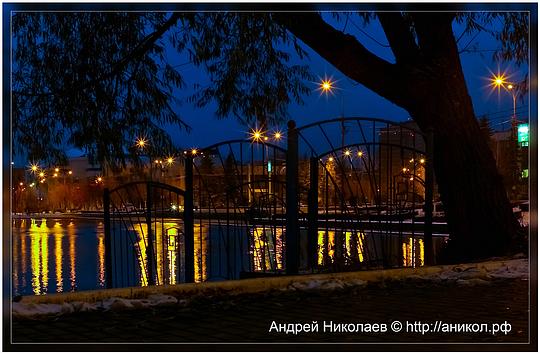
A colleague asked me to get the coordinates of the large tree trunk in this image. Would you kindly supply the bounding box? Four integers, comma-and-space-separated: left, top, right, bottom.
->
275, 12, 522, 262
405, 13, 521, 262
411, 81, 520, 262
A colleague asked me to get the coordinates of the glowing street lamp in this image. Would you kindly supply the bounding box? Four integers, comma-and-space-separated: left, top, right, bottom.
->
166, 157, 174, 165
249, 128, 265, 143
38, 171, 45, 178
136, 137, 148, 149
273, 131, 282, 141
319, 79, 335, 96
490, 72, 517, 117
491, 74, 507, 89
30, 164, 39, 173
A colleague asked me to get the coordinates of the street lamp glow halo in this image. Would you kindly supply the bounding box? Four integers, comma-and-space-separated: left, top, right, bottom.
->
135, 137, 148, 149
313, 74, 341, 98
249, 127, 266, 143
29, 163, 40, 173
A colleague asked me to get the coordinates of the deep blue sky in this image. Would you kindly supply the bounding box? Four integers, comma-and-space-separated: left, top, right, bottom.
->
166, 13, 529, 150
14, 12, 530, 164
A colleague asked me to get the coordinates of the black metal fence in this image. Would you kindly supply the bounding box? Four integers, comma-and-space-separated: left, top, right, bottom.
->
104, 181, 188, 288
103, 117, 440, 289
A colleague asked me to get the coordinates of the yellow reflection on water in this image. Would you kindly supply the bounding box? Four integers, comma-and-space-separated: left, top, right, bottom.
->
131, 222, 207, 285
67, 221, 76, 290
41, 226, 49, 290
20, 227, 27, 289
166, 228, 178, 283
345, 231, 365, 263
29, 219, 49, 295
317, 230, 365, 266
13, 230, 19, 294
317, 231, 335, 265
251, 227, 283, 271
53, 222, 63, 293
402, 237, 424, 267
193, 224, 207, 282
134, 223, 149, 286
97, 222, 106, 287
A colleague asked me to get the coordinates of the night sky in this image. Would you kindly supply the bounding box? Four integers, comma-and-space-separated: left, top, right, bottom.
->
13, 11, 530, 164
167, 14, 529, 149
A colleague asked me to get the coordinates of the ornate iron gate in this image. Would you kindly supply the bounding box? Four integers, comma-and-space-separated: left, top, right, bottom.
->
103, 181, 192, 288
192, 139, 291, 280
293, 117, 435, 271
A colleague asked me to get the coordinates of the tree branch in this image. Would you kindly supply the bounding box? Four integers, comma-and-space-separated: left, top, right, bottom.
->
107, 13, 184, 82
273, 12, 412, 108
14, 12, 184, 98
411, 12, 457, 60
377, 12, 419, 64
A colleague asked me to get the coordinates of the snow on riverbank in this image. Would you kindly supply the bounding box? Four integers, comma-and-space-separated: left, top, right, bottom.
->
12, 258, 528, 319
13, 294, 179, 318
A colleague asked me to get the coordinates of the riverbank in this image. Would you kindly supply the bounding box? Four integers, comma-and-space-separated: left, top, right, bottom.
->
10, 257, 531, 348
13, 257, 528, 312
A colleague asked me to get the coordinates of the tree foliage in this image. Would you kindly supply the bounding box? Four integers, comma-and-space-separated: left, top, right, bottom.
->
12, 11, 312, 166
13, 12, 188, 166
12, 10, 528, 165
186, 13, 312, 126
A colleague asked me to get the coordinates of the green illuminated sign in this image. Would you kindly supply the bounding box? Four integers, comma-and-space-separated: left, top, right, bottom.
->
267, 161, 272, 173
517, 124, 529, 146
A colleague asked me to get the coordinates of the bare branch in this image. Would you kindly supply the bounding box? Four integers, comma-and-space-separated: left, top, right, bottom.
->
273, 12, 412, 108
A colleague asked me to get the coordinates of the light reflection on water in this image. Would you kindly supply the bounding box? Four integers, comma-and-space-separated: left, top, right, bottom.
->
127, 222, 207, 286
12, 218, 106, 296
12, 218, 431, 296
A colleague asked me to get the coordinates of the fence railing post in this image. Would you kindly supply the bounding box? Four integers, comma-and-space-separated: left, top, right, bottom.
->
307, 156, 319, 270
146, 182, 155, 286
286, 120, 300, 275
184, 155, 195, 283
424, 128, 435, 266
103, 188, 113, 289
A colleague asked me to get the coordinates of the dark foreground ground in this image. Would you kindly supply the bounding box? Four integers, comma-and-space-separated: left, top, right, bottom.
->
10, 278, 531, 348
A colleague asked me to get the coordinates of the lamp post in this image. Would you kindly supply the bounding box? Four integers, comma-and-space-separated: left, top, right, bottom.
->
490, 73, 520, 125
490, 72, 529, 199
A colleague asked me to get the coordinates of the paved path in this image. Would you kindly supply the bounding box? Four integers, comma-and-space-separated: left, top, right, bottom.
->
10, 278, 531, 348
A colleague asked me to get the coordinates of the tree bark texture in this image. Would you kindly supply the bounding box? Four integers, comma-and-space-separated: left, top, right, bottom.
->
274, 12, 521, 262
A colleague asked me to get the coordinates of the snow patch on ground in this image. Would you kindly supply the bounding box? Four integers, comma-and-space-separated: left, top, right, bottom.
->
12, 258, 528, 318
288, 278, 360, 291
13, 294, 179, 319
